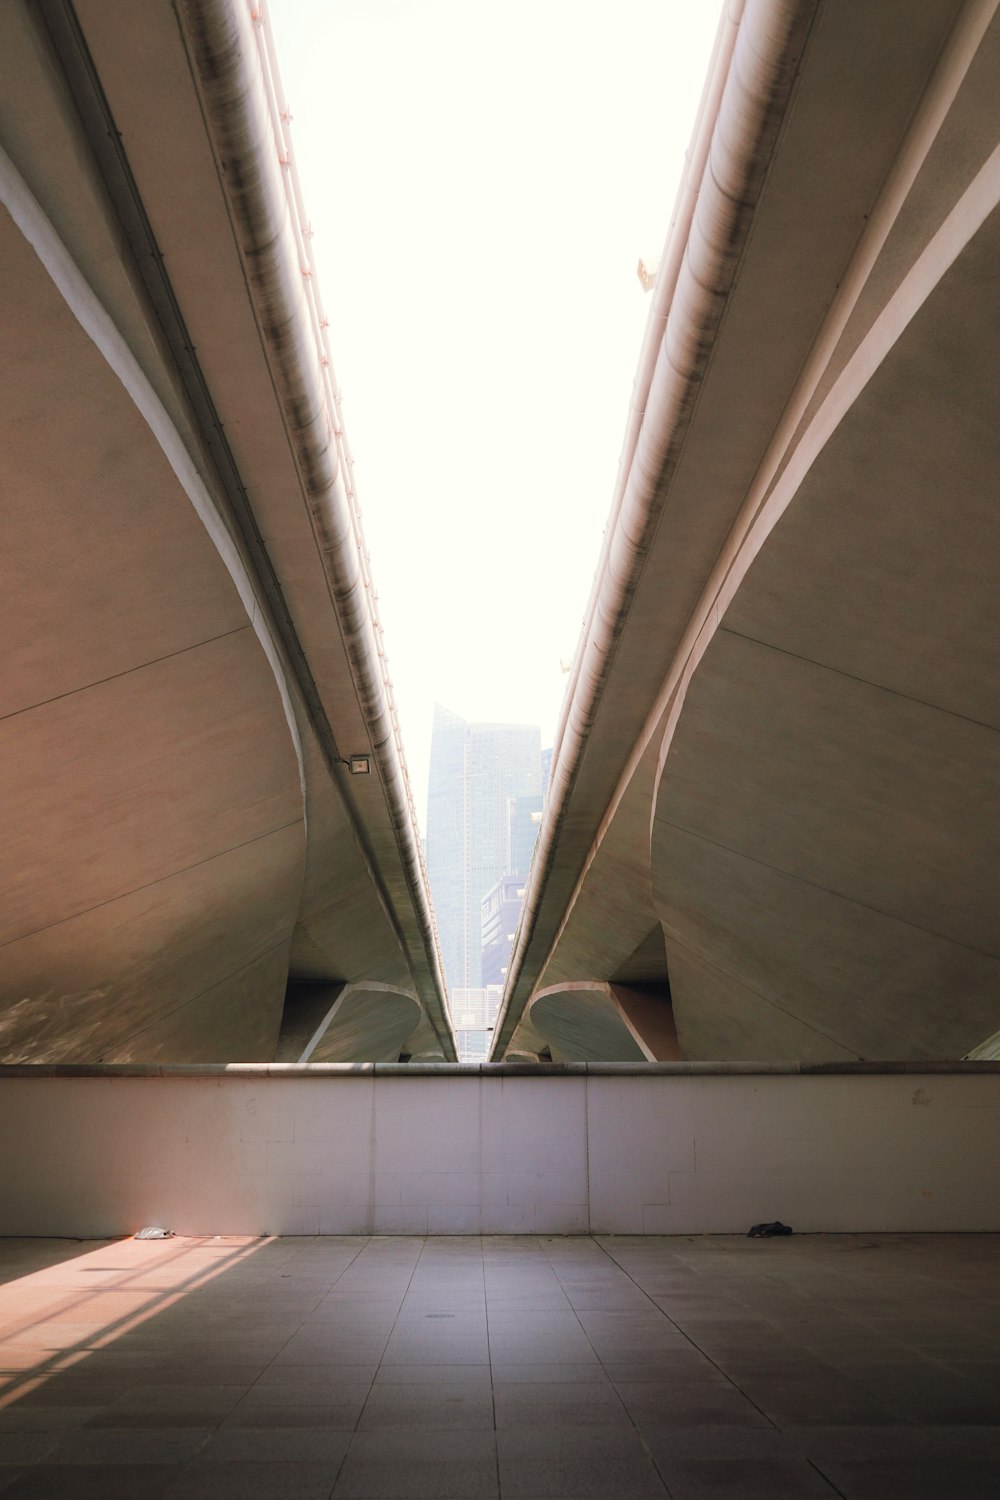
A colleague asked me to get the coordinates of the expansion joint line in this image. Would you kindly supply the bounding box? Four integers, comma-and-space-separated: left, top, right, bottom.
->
593, 1237, 780, 1429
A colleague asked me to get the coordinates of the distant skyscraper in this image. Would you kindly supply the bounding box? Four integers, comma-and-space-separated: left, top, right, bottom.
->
541, 746, 553, 801
507, 794, 543, 878
426, 705, 541, 996
481, 874, 528, 988
450, 986, 502, 1063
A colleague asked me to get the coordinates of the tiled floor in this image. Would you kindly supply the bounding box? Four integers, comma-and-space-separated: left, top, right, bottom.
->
0, 1234, 996, 1496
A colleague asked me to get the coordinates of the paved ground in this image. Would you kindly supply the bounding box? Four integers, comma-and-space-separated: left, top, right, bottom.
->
0, 1233, 996, 1496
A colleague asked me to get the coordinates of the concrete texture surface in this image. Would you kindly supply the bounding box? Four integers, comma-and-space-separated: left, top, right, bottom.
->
0, 1232, 996, 1497
0, 0, 453, 1062
497, 0, 1000, 1068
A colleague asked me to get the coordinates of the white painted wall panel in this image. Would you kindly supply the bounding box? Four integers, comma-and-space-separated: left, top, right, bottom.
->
0, 1069, 997, 1237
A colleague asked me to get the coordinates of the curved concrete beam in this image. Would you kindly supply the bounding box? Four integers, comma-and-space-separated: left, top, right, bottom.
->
301, 984, 423, 1065
0, 144, 306, 1062
529, 982, 679, 1064
0, 145, 303, 780
175, 0, 453, 1059
494, 0, 818, 1057
965, 1030, 1000, 1062
494, 0, 996, 1063
652, 184, 1000, 1060
15, 0, 457, 1060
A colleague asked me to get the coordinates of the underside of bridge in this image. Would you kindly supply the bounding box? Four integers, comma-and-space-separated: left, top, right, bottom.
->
7, 0, 1000, 1072
495, 0, 1000, 1065
0, 0, 455, 1062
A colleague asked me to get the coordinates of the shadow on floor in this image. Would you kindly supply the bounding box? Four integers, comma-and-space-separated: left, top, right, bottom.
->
0, 1232, 997, 1496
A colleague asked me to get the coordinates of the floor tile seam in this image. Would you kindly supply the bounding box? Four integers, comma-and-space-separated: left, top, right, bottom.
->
477, 1237, 502, 1497
350, 1235, 434, 1465
806, 1453, 851, 1497
238, 1236, 375, 1414
593, 1238, 783, 1433
537, 1237, 675, 1496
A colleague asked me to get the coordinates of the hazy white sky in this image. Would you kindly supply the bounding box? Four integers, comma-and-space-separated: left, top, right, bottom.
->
268, 0, 722, 822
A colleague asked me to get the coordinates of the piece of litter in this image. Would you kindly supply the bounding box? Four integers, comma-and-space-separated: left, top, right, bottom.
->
134, 1226, 175, 1240
748, 1221, 793, 1238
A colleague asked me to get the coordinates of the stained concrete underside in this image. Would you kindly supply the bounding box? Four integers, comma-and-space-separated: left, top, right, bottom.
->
0, 1233, 998, 1497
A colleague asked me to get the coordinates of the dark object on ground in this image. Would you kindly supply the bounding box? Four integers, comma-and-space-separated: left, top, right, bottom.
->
748, 1220, 793, 1237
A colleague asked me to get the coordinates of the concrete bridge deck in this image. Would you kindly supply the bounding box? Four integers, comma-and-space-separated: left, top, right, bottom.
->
495, 0, 1000, 1070
0, 0, 454, 1065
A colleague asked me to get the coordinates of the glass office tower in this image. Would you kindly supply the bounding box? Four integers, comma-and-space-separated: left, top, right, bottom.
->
426, 704, 541, 998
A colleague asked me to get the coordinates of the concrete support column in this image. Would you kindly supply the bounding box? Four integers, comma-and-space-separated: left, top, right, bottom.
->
526, 980, 681, 1063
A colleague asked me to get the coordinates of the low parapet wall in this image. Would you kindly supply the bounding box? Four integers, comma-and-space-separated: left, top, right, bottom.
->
1, 1063, 997, 1237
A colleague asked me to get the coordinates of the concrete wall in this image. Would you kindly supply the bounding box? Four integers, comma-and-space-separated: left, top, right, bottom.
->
1, 1064, 998, 1238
